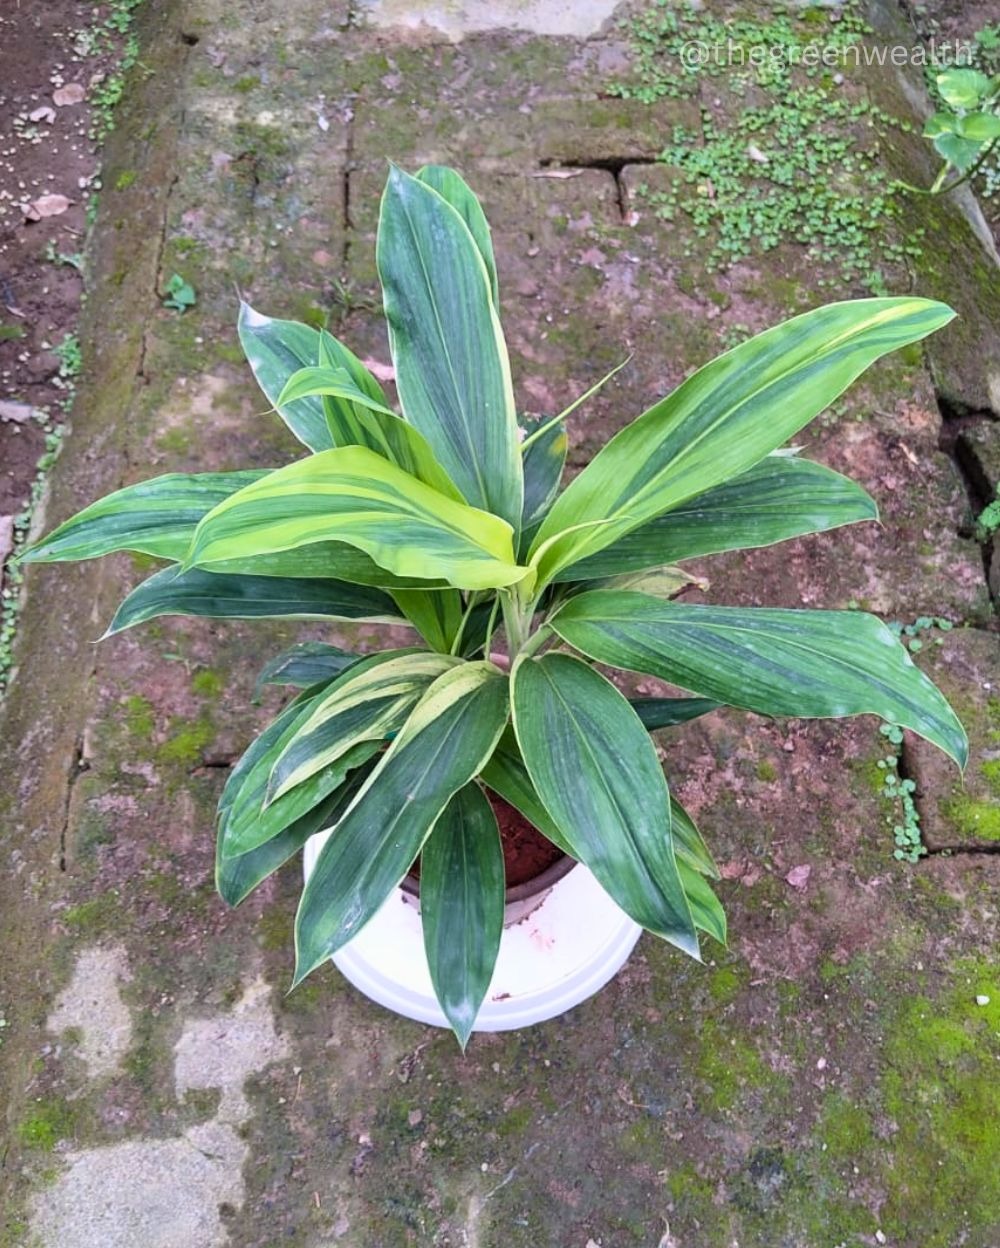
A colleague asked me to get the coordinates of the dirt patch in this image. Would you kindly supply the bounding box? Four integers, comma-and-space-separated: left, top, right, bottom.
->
0, 0, 143, 693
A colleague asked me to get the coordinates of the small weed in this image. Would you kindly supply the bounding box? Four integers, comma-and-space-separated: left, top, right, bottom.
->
162, 273, 197, 313
114, 169, 137, 191
877, 723, 924, 862
43, 242, 85, 272
975, 495, 1000, 541
610, 1, 917, 290
54, 333, 82, 379
887, 615, 953, 654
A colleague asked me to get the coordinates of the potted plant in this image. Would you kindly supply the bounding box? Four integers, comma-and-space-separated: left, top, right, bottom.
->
24, 165, 966, 1047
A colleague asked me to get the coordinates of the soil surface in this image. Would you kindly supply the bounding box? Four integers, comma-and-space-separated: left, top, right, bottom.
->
488, 792, 565, 887
409, 793, 566, 889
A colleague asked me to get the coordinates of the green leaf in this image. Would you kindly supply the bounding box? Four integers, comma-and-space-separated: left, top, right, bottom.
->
253, 642, 360, 696
237, 303, 332, 451
276, 364, 397, 418
934, 130, 989, 173
924, 110, 960, 138
103, 566, 398, 636
956, 112, 1000, 141
208, 544, 446, 589
415, 165, 499, 307
679, 863, 727, 944
511, 653, 698, 956
219, 652, 420, 859
216, 763, 374, 906
556, 456, 877, 581
936, 68, 992, 109
420, 783, 505, 1047
553, 592, 968, 768
670, 795, 720, 879
316, 326, 391, 421
377, 165, 523, 530
520, 415, 567, 540
186, 445, 526, 592
529, 299, 954, 584
294, 662, 510, 984
390, 588, 465, 653
278, 364, 463, 500
479, 728, 576, 857
21, 470, 268, 564
631, 697, 721, 731
267, 652, 459, 802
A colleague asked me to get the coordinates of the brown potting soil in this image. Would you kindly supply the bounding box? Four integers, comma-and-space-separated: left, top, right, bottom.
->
410, 791, 564, 889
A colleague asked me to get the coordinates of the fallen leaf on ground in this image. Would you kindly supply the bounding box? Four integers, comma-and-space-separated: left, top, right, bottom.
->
22, 194, 72, 221
53, 83, 86, 106
785, 864, 812, 890
29, 106, 56, 124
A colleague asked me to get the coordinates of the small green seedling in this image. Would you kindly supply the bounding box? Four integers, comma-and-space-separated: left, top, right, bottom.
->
903, 67, 1000, 195
162, 273, 197, 313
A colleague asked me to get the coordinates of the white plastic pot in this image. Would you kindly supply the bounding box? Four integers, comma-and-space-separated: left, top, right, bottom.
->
302, 830, 642, 1032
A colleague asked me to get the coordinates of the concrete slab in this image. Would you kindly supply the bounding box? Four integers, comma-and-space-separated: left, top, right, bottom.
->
359, 0, 624, 40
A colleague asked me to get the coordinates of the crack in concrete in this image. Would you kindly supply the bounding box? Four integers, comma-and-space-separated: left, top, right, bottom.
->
539, 155, 659, 221
342, 93, 357, 272
58, 733, 88, 872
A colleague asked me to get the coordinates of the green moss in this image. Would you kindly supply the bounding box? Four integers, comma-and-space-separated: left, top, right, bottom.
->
755, 760, 777, 783
123, 694, 155, 737
17, 1097, 76, 1150
816, 1093, 875, 1159
618, 1115, 660, 1160
114, 170, 137, 191
941, 792, 1000, 841
707, 962, 743, 1004
191, 668, 223, 698
155, 425, 193, 455
62, 891, 120, 935
979, 758, 1000, 794
233, 74, 260, 93
496, 1103, 534, 1137
879, 973, 1000, 1246
129, 551, 158, 573
257, 904, 291, 953
695, 1018, 775, 1111
156, 716, 214, 766
0, 324, 25, 341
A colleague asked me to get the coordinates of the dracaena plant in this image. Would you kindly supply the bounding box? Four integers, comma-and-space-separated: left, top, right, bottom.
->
25, 164, 967, 1047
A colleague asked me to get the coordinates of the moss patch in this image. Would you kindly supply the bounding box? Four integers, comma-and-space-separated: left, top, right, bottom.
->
16, 1098, 77, 1151
879, 969, 1000, 1245
941, 792, 1000, 841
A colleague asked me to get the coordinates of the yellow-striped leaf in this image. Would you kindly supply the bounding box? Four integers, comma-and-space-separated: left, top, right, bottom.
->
294, 662, 510, 984
553, 591, 968, 768
186, 445, 527, 592
530, 298, 954, 584
266, 652, 459, 803
377, 165, 523, 530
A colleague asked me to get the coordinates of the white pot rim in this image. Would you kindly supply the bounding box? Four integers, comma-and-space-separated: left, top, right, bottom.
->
302, 830, 642, 1032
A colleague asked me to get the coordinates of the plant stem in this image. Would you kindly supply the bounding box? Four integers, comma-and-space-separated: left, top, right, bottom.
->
449, 593, 479, 656
482, 595, 501, 659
